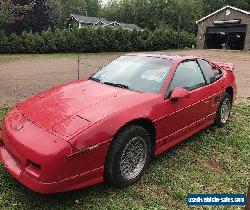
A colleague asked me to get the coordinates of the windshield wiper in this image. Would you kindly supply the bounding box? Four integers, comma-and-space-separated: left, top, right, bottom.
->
103, 82, 129, 90
89, 76, 101, 83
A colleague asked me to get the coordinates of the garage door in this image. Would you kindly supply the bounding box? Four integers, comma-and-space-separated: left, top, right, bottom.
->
205, 24, 246, 50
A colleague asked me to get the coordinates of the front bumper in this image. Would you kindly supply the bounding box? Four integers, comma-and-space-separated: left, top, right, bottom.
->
0, 128, 104, 194
0, 107, 109, 194
0, 145, 103, 194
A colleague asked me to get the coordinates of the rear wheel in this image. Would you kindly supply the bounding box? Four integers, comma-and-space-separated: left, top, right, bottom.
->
105, 125, 151, 188
214, 92, 232, 127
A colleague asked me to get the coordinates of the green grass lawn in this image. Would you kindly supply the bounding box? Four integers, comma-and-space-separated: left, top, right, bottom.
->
0, 104, 249, 210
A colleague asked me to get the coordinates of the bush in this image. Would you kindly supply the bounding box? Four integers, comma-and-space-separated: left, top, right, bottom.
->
0, 30, 10, 53
0, 27, 195, 54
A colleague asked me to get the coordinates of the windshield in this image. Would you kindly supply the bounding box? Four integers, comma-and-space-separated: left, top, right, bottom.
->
90, 55, 172, 93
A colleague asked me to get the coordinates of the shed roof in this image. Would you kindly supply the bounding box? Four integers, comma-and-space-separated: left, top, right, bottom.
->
196, 5, 250, 24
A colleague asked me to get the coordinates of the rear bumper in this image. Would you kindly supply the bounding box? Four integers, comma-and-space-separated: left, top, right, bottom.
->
0, 143, 103, 194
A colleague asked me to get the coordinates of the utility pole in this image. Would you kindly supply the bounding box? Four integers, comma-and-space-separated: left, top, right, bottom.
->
177, 0, 183, 49
77, 54, 80, 80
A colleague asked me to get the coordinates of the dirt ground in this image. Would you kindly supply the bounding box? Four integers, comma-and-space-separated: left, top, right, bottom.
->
0, 50, 249, 106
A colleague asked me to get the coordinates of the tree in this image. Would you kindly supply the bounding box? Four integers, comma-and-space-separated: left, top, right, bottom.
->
0, 0, 34, 33
101, 0, 250, 33
1, 0, 53, 33
46, 0, 64, 27
1, 0, 250, 34
86, 0, 101, 16
47, 0, 101, 28
22, 0, 54, 32
0, 0, 13, 24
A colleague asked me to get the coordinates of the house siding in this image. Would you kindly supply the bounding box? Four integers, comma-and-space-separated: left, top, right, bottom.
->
197, 8, 250, 50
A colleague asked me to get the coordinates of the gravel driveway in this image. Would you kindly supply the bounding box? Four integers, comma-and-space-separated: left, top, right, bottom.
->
0, 50, 249, 106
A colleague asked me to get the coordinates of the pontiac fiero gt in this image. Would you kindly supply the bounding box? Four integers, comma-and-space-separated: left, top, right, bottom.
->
0, 54, 236, 193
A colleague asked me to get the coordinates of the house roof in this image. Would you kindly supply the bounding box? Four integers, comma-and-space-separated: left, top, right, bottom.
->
69, 14, 142, 30
196, 5, 250, 24
70, 14, 107, 24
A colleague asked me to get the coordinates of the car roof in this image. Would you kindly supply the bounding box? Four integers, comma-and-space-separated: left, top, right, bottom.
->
126, 53, 200, 62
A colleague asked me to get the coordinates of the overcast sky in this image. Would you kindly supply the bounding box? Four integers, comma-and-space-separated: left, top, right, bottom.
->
101, 0, 109, 6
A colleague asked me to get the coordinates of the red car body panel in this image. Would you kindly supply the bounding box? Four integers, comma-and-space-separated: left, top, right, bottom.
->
0, 54, 237, 194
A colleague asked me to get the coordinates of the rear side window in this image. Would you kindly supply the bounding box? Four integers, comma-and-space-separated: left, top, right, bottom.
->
197, 59, 215, 84
166, 60, 206, 97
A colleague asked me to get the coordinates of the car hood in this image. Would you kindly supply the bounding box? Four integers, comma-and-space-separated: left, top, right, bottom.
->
17, 80, 151, 139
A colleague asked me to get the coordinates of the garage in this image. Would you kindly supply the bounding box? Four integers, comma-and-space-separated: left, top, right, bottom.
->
196, 6, 250, 51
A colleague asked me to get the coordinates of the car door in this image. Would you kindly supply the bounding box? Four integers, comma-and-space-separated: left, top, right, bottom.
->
161, 60, 213, 144
197, 59, 225, 114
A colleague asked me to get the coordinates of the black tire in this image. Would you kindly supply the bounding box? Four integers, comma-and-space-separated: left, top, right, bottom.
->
214, 92, 232, 127
104, 125, 151, 188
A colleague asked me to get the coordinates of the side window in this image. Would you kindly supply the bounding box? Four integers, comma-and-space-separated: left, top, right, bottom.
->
166, 60, 206, 97
197, 59, 215, 84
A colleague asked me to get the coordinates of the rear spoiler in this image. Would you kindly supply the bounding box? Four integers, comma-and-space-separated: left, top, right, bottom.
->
212, 61, 235, 71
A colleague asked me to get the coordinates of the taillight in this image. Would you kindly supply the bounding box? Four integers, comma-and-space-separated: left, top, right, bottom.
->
25, 160, 41, 178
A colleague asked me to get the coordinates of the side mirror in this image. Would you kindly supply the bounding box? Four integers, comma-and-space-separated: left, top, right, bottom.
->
170, 87, 190, 101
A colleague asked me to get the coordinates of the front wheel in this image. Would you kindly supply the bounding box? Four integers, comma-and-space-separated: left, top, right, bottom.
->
104, 125, 151, 188
214, 92, 232, 127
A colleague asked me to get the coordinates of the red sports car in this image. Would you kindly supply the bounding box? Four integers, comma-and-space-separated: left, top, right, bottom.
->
0, 54, 236, 194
